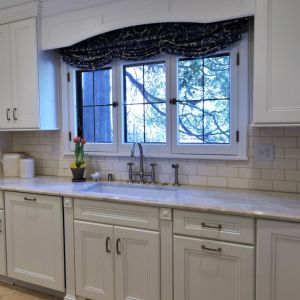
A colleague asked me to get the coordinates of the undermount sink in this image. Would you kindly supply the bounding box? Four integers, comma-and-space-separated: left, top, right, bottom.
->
84, 181, 177, 198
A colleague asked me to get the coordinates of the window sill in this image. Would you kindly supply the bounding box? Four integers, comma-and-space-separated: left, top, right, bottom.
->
63, 151, 248, 161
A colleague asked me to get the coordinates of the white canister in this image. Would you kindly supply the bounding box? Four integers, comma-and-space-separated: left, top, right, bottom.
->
0, 153, 24, 177
20, 158, 35, 179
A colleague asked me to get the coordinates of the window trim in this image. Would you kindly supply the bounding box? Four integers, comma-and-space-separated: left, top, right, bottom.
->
62, 34, 249, 160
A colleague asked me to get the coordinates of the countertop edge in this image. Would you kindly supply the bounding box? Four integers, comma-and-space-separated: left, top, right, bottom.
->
1, 183, 300, 223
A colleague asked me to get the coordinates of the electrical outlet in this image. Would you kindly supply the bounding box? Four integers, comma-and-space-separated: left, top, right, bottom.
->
255, 144, 274, 161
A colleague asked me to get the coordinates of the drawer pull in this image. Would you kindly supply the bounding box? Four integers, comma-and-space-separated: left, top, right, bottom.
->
201, 245, 222, 253
116, 238, 121, 254
0, 220, 2, 233
106, 237, 111, 253
201, 222, 222, 230
6, 108, 11, 121
13, 108, 17, 121
24, 197, 37, 202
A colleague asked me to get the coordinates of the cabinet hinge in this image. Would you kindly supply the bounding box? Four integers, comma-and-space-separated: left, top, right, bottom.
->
67, 72, 70, 82
68, 132, 72, 141
236, 53, 240, 66
236, 130, 240, 143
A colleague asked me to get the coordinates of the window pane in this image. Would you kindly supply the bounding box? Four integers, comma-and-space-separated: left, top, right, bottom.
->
177, 54, 231, 145
125, 104, 144, 143
178, 102, 204, 144
82, 106, 94, 142
125, 65, 144, 105
82, 72, 93, 106
178, 59, 203, 101
204, 56, 230, 100
124, 61, 167, 143
145, 103, 166, 143
144, 63, 166, 102
95, 106, 113, 143
77, 68, 113, 144
94, 69, 112, 105
203, 100, 230, 144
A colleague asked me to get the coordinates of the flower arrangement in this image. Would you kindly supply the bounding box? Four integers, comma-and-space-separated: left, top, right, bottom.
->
70, 136, 86, 169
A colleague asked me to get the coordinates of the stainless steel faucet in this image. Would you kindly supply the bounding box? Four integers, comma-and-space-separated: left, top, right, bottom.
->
127, 143, 156, 184
172, 164, 180, 186
131, 143, 144, 175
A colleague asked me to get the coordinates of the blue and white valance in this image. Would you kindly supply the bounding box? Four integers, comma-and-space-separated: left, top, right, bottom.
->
59, 18, 249, 70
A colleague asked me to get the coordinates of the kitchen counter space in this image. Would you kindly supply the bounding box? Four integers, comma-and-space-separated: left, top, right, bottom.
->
0, 176, 300, 222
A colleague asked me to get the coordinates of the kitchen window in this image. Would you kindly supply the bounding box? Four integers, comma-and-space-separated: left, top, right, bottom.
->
67, 37, 248, 159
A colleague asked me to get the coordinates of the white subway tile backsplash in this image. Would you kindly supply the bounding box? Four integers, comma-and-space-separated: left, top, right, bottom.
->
261, 169, 285, 180
217, 167, 238, 177
272, 181, 297, 193
11, 126, 300, 193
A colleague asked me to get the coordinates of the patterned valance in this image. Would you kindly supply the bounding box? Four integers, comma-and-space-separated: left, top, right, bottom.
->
59, 18, 249, 70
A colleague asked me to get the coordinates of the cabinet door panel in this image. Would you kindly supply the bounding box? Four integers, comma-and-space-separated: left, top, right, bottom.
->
10, 18, 39, 128
257, 220, 300, 300
253, 0, 300, 124
74, 221, 114, 300
0, 210, 6, 276
174, 235, 254, 300
0, 24, 12, 128
114, 226, 160, 300
5, 192, 64, 291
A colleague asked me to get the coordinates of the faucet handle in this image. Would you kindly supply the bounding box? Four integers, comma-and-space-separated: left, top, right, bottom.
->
127, 162, 134, 167
149, 163, 156, 184
172, 164, 179, 169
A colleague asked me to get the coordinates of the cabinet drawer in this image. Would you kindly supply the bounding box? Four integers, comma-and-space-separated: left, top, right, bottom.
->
174, 210, 255, 244
74, 199, 159, 231
5, 191, 60, 204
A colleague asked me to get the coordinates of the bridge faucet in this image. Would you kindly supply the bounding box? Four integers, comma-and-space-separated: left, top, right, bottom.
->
131, 143, 144, 180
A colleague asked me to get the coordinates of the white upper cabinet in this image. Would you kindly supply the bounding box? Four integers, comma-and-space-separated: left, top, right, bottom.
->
0, 24, 12, 129
253, 0, 300, 125
10, 18, 39, 128
0, 17, 59, 130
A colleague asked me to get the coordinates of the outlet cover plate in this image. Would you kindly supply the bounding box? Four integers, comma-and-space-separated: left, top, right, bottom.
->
255, 144, 274, 161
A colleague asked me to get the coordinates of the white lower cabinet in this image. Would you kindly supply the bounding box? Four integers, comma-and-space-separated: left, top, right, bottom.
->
256, 220, 300, 300
74, 221, 114, 300
0, 210, 6, 276
174, 235, 254, 300
5, 192, 65, 292
74, 220, 160, 300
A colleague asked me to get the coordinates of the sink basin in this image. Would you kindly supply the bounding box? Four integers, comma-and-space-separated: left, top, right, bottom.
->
84, 182, 177, 199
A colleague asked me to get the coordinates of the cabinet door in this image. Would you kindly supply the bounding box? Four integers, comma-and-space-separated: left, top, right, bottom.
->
74, 221, 114, 300
0, 210, 6, 276
257, 220, 300, 300
253, 0, 300, 125
10, 18, 39, 128
5, 192, 65, 291
114, 226, 160, 300
0, 24, 12, 128
174, 235, 254, 300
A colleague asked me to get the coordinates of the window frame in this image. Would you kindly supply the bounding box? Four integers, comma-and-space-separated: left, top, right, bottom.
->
63, 34, 248, 160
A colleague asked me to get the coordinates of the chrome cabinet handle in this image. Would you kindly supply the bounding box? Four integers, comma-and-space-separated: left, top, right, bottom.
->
116, 238, 121, 254
24, 197, 36, 201
201, 222, 222, 230
106, 237, 111, 253
13, 108, 17, 120
0, 220, 2, 233
6, 108, 11, 121
201, 245, 222, 253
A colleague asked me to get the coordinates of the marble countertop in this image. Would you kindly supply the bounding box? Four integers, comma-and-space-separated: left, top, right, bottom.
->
0, 176, 300, 222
